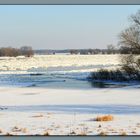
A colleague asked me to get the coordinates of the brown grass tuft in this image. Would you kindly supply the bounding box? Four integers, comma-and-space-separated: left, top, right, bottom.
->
0, 129, 3, 133
47, 113, 53, 115
120, 132, 127, 136
70, 131, 76, 135
44, 131, 50, 136
32, 114, 44, 118
98, 124, 102, 128
77, 132, 87, 136
98, 131, 107, 136
5, 132, 13, 136
11, 126, 22, 132
21, 128, 28, 133
95, 115, 114, 121
136, 123, 140, 126
132, 131, 137, 134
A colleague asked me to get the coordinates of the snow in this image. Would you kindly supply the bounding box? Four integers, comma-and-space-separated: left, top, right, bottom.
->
0, 87, 140, 135
0, 55, 120, 72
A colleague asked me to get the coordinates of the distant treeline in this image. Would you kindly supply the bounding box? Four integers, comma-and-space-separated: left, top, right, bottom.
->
35, 49, 119, 55
69, 48, 120, 55
34, 48, 133, 55
0, 46, 34, 57
0, 45, 139, 57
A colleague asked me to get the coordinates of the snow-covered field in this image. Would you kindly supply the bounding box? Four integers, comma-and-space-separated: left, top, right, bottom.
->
0, 54, 120, 72
0, 55, 140, 135
0, 87, 140, 135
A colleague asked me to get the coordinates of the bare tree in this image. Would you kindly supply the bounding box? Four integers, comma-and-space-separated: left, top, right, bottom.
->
130, 10, 140, 26
88, 49, 94, 54
107, 44, 116, 54
0, 47, 20, 57
119, 26, 140, 54
119, 10, 140, 79
20, 46, 34, 57
70, 49, 78, 54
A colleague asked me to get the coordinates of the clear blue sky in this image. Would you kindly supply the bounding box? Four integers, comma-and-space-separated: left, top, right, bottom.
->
0, 5, 140, 50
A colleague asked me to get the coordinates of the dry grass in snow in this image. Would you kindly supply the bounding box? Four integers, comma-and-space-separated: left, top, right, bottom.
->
95, 115, 114, 121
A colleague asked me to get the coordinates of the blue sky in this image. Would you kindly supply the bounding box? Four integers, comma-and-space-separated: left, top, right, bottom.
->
0, 5, 140, 49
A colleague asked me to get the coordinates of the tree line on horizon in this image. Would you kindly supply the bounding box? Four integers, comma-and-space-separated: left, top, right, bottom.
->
0, 46, 34, 57
0, 45, 131, 57
34, 45, 135, 55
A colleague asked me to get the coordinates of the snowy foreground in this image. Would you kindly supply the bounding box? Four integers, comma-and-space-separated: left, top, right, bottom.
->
0, 55, 140, 135
0, 87, 140, 135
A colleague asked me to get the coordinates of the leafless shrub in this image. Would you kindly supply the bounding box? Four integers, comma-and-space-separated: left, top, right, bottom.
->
89, 69, 127, 81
